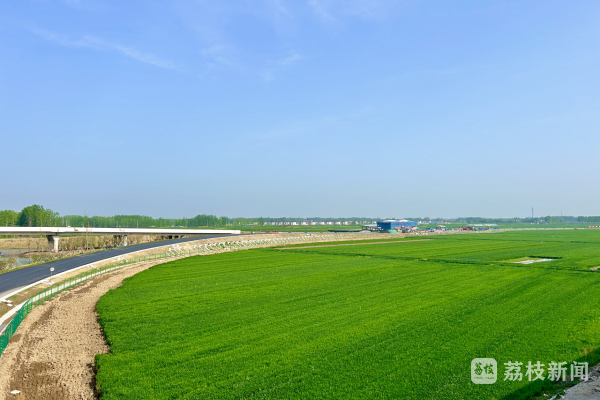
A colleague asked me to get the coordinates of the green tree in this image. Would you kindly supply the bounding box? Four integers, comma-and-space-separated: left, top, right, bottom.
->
0, 210, 19, 226
17, 204, 58, 227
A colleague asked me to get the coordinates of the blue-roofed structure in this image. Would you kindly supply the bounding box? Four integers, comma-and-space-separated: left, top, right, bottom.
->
376, 220, 419, 232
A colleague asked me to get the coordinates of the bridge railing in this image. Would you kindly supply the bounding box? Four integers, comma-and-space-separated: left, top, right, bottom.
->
0, 232, 381, 358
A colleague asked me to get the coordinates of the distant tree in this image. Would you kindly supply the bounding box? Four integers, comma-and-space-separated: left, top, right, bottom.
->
579, 216, 600, 223
0, 210, 19, 226
17, 204, 58, 227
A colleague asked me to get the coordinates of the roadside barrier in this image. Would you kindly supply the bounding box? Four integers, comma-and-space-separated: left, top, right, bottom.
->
0, 258, 136, 357
0, 233, 384, 358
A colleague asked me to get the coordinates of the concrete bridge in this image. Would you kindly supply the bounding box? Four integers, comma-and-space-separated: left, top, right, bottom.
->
0, 227, 241, 251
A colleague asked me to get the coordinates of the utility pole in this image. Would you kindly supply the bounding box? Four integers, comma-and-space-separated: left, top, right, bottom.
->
85, 214, 89, 251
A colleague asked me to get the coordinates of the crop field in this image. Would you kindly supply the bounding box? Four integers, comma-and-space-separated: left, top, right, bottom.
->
197, 224, 589, 232
201, 225, 363, 232
95, 231, 600, 399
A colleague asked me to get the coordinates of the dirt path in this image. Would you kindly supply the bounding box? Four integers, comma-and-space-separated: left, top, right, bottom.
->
276, 239, 432, 249
561, 364, 600, 400
0, 260, 166, 400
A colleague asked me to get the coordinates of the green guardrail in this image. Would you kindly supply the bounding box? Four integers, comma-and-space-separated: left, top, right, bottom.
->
0, 251, 179, 357
0, 234, 352, 358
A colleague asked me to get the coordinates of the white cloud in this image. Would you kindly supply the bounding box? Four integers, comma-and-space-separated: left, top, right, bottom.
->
31, 28, 182, 72
308, 0, 399, 22
263, 51, 303, 81
276, 52, 302, 67
200, 43, 239, 69
107, 42, 180, 71
32, 28, 94, 48
174, 0, 299, 73
261, 0, 293, 23
307, 0, 337, 23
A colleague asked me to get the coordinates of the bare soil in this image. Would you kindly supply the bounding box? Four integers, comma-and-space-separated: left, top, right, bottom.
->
562, 364, 600, 400
0, 234, 167, 251
0, 260, 165, 400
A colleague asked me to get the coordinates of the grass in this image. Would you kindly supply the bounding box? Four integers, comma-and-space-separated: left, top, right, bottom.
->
207, 225, 364, 232
201, 223, 593, 232
418, 223, 588, 230
95, 230, 600, 399
274, 236, 424, 248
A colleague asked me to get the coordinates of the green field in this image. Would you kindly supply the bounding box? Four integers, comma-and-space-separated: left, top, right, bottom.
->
200, 223, 591, 232
208, 225, 363, 232
95, 231, 600, 399
417, 223, 587, 230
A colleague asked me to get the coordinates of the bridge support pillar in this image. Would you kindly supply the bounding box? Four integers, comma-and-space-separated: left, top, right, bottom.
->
47, 235, 60, 252
113, 235, 128, 246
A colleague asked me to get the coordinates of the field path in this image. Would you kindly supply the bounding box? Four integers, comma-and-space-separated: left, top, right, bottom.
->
562, 364, 600, 400
276, 239, 432, 249
0, 260, 167, 400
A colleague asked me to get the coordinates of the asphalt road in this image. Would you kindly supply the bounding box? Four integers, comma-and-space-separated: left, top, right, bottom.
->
0, 234, 230, 298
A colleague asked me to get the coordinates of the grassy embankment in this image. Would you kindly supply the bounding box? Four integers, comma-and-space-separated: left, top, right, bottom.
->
95, 230, 600, 399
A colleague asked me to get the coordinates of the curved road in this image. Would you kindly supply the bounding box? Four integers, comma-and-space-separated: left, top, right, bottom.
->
0, 235, 231, 298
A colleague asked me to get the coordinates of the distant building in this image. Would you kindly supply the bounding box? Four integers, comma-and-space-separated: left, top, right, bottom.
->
362, 224, 378, 231
376, 220, 419, 231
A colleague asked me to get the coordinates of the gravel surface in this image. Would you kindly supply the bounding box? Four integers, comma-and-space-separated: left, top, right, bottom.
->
561, 364, 600, 400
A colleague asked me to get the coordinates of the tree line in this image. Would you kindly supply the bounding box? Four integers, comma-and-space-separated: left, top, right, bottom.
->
0, 205, 60, 227
2, 204, 600, 227
0, 206, 377, 228
578, 216, 600, 223
62, 214, 229, 228
0, 205, 228, 228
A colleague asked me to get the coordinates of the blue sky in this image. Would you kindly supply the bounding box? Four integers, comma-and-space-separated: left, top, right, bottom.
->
1, 0, 599, 218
